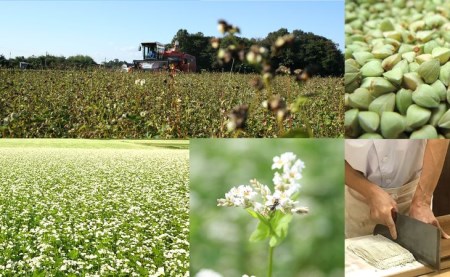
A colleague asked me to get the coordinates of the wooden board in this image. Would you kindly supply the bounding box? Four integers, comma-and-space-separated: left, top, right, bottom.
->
418, 259, 450, 276
439, 215, 450, 259
345, 215, 450, 277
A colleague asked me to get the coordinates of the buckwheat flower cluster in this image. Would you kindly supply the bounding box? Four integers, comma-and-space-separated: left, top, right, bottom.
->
217, 185, 256, 208
218, 152, 308, 217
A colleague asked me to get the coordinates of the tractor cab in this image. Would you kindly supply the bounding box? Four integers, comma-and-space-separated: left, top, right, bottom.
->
132, 40, 196, 72
139, 42, 165, 60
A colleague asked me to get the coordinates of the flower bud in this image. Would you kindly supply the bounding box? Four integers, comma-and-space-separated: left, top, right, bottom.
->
218, 20, 227, 34
210, 38, 220, 49
228, 104, 249, 131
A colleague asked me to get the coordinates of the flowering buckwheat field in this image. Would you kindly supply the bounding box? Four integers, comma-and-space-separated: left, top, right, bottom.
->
0, 139, 189, 276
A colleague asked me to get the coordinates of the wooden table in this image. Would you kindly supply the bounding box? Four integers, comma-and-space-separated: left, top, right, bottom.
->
345, 215, 450, 277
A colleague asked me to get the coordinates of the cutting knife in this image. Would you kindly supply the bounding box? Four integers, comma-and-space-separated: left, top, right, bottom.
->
373, 212, 441, 270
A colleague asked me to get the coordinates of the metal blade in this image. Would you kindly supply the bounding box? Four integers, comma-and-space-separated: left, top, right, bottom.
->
373, 213, 440, 270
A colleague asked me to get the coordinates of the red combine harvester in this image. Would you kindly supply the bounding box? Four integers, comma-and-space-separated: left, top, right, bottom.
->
131, 41, 196, 72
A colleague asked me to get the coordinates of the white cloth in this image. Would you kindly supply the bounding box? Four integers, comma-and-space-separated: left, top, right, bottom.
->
345, 139, 427, 188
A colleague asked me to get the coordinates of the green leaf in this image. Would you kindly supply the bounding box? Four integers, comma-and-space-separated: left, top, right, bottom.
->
246, 209, 269, 225
291, 96, 309, 112
275, 214, 292, 239
268, 211, 293, 247
68, 249, 79, 260
246, 208, 259, 219
138, 265, 149, 275
249, 221, 270, 242
32, 270, 46, 277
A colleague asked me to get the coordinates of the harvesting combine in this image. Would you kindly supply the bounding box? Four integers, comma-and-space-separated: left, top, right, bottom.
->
125, 41, 196, 72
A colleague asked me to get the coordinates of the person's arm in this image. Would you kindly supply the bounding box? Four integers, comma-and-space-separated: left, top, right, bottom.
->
410, 140, 450, 239
345, 161, 398, 239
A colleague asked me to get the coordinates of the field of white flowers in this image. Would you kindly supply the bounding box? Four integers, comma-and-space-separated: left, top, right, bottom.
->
0, 139, 189, 277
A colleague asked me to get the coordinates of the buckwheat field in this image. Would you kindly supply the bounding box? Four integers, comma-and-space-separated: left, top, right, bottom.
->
0, 70, 343, 138
0, 140, 189, 277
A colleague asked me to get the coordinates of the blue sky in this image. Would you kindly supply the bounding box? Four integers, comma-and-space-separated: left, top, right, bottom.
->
0, 0, 344, 63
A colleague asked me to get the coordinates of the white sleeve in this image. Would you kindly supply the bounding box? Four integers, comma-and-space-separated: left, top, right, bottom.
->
345, 140, 374, 177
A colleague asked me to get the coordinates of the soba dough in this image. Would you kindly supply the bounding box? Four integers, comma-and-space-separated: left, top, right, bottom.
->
347, 235, 416, 270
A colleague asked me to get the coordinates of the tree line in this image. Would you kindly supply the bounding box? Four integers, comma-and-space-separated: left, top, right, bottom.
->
0, 28, 343, 76
0, 54, 99, 70
172, 28, 344, 76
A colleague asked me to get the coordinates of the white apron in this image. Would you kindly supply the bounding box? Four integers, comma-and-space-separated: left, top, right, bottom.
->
345, 178, 419, 238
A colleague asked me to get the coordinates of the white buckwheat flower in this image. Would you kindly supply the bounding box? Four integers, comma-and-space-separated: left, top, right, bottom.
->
195, 269, 223, 277
266, 191, 298, 213
250, 179, 271, 200
272, 152, 296, 169
253, 202, 265, 213
219, 152, 308, 217
218, 185, 256, 208
271, 152, 304, 197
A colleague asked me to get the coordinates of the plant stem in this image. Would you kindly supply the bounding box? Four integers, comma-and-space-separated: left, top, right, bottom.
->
268, 245, 274, 277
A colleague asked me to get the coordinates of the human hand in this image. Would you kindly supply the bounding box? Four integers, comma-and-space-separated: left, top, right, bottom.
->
367, 186, 398, 239
410, 203, 450, 239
